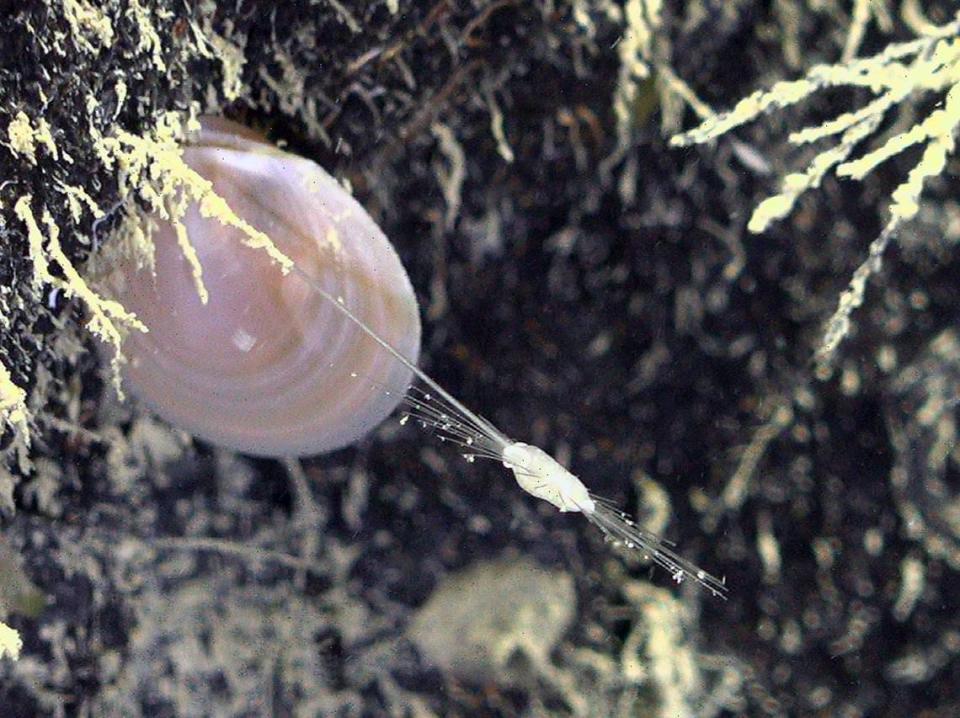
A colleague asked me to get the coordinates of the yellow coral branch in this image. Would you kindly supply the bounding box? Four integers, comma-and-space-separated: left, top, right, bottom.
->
126, 0, 166, 72
889, 84, 960, 223
749, 113, 881, 233
14, 195, 147, 395
56, 181, 105, 224
60, 0, 114, 53
672, 11, 960, 370
672, 19, 960, 149
6, 111, 58, 164
94, 111, 294, 306
0, 362, 29, 447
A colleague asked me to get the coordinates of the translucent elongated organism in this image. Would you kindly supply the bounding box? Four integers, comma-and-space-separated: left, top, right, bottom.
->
113, 117, 726, 597
292, 265, 728, 598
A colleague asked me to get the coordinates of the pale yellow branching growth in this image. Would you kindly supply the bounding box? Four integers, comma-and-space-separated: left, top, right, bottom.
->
205, 31, 246, 102
94, 111, 294, 309
609, 0, 712, 144
322, 0, 361, 34
892, 555, 924, 622
601, 0, 712, 204
672, 13, 960, 372
620, 0, 659, 82
57, 181, 105, 224
256, 48, 330, 146
620, 581, 702, 717
59, 0, 115, 54
721, 401, 794, 513
6, 112, 35, 159
843, 0, 892, 63
6, 111, 58, 164
483, 84, 514, 163
14, 196, 148, 395
902, 0, 948, 37
187, 14, 247, 103
0, 621, 22, 661
0, 362, 29, 450
431, 122, 466, 229
126, 0, 167, 73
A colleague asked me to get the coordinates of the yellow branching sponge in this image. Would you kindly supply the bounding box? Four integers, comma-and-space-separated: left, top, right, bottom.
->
0, 363, 29, 456
0, 0, 254, 463
4, 108, 297, 420
604, 0, 712, 178
14, 195, 148, 398
94, 111, 294, 309
671, 12, 960, 374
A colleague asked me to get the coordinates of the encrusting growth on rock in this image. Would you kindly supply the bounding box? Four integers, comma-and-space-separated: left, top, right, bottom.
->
672, 11, 960, 374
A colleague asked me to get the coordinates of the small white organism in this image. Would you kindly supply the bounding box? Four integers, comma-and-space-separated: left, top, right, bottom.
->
295, 266, 728, 598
